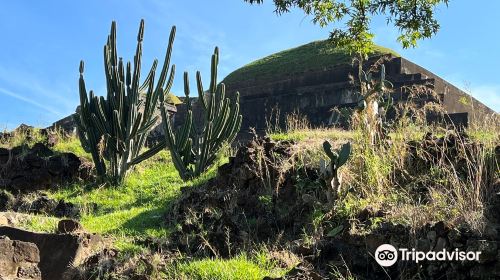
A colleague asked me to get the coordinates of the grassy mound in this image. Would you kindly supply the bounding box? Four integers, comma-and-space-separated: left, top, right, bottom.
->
223, 40, 399, 85
1, 113, 497, 279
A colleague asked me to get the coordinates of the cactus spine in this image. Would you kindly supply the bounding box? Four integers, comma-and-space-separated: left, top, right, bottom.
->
75, 20, 176, 184
320, 141, 351, 204
161, 47, 242, 181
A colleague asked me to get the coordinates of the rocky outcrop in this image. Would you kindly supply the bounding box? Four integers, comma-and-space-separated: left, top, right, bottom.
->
0, 192, 81, 219
0, 236, 41, 280
310, 221, 500, 280
168, 137, 330, 257
0, 124, 59, 147
0, 143, 91, 192
167, 136, 500, 279
0, 226, 104, 280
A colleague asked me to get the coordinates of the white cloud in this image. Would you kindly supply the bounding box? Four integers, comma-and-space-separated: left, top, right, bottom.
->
0, 65, 75, 111
0, 87, 64, 116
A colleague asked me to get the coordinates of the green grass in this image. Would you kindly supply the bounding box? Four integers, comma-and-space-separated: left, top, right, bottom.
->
269, 128, 357, 142
223, 40, 399, 85
46, 149, 226, 248
52, 135, 91, 160
167, 253, 289, 280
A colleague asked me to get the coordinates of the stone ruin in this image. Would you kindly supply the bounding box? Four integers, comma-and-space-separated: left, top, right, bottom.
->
175, 53, 495, 135
0, 143, 91, 193
50, 42, 496, 140
0, 236, 41, 280
0, 220, 104, 280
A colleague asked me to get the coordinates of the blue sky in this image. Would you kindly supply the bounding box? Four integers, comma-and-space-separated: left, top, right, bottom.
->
0, 0, 498, 129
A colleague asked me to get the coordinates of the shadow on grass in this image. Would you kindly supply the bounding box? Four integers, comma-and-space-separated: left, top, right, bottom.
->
117, 205, 171, 237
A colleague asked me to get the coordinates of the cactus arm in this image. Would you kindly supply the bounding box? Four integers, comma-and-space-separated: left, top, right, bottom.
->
209, 47, 219, 94
161, 105, 191, 180
160, 47, 242, 181
323, 140, 337, 161
138, 60, 158, 95
130, 20, 144, 96
196, 121, 214, 174
196, 71, 207, 109
154, 26, 176, 96
336, 142, 352, 168
175, 111, 192, 151
129, 140, 167, 166
161, 65, 176, 103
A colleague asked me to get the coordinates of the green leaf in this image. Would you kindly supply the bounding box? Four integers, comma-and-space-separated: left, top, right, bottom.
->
327, 225, 344, 237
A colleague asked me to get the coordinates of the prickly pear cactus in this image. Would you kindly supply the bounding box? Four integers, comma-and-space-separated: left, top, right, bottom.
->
320, 140, 351, 203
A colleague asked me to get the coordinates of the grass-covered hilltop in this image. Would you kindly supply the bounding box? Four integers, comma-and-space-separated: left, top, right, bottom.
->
0, 13, 499, 280
223, 40, 399, 85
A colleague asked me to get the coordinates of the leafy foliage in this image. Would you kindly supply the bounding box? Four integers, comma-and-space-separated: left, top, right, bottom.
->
244, 0, 449, 55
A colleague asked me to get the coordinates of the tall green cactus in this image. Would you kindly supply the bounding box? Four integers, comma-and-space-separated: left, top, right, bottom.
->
161, 47, 242, 181
75, 20, 176, 184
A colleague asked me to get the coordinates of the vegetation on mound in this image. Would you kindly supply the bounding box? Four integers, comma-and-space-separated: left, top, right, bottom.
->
222, 40, 399, 84
0, 127, 46, 149
47, 150, 225, 248
1, 108, 497, 279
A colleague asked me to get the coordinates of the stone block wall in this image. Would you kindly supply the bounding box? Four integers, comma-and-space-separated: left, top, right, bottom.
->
174, 55, 496, 133
0, 236, 41, 280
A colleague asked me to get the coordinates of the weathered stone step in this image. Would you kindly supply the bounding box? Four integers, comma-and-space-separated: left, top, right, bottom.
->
0, 236, 41, 280
0, 225, 103, 280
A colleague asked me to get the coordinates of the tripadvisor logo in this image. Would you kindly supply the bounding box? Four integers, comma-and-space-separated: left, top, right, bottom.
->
375, 244, 398, 267
375, 244, 482, 267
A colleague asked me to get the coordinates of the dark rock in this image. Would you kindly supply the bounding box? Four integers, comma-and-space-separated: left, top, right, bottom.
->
0, 147, 9, 164
427, 230, 437, 247
14, 124, 34, 135
467, 240, 498, 264
30, 142, 53, 157
17, 264, 42, 279
28, 195, 57, 215
357, 206, 383, 222
54, 200, 80, 218
0, 143, 90, 192
433, 237, 448, 251
39, 129, 59, 147
416, 238, 431, 252
469, 265, 491, 279
0, 226, 103, 280
433, 221, 451, 237
483, 224, 498, 240
57, 219, 83, 234
0, 237, 41, 280
449, 228, 466, 248
0, 190, 15, 211
13, 240, 40, 263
